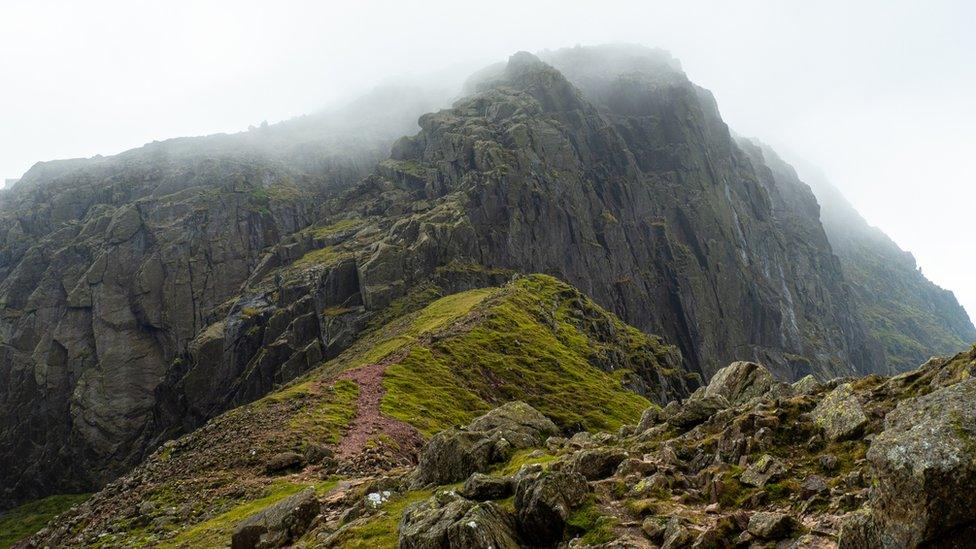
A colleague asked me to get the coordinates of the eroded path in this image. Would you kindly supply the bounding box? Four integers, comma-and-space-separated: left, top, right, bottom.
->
335, 361, 422, 465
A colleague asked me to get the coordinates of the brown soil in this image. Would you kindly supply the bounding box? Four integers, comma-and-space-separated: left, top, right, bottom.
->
336, 361, 423, 464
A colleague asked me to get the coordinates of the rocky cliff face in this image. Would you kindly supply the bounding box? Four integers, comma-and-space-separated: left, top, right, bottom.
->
0, 45, 954, 512
0, 88, 445, 506
791, 160, 976, 371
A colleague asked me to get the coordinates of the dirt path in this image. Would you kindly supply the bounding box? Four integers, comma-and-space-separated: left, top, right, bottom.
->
335, 362, 422, 463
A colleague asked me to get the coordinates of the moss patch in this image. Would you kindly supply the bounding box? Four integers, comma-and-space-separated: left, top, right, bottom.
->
0, 494, 90, 548
382, 275, 658, 435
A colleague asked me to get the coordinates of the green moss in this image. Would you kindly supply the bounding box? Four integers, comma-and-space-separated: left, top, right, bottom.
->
286, 379, 359, 444
311, 218, 365, 239
0, 494, 90, 548
566, 498, 618, 544
163, 481, 314, 548
292, 246, 351, 270
325, 489, 433, 548
491, 449, 558, 476
382, 275, 656, 436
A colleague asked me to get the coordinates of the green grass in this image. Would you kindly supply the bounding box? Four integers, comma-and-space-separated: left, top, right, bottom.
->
163, 480, 334, 548
325, 489, 434, 548
286, 379, 360, 443
381, 275, 657, 435
566, 497, 618, 544
491, 449, 558, 476
292, 246, 351, 270
0, 493, 90, 548
311, 218, 365, 239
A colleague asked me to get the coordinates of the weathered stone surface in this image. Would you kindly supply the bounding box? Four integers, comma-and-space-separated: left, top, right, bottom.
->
665, 394, 729, 430
413, 402, 558, 486
866, 378, 976, 547
792, 375, 822, 395
231, 488, 319, 549
568, 447, 628, 481
747, 511, 795, 539
460, 473, 515, 501
514, 470, 589, 545
704, 361, 774, 405
811, 383, 867, 441
398, 491, 521, 549
740, 454, 787, 488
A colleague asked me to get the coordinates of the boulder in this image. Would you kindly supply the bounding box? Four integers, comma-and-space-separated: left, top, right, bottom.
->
705, 361, 774, 405
739, 454, 787, 488
514, 470, 589, 545
747, 511, 795, 539
664, 395, 729, 430
866, 378, 976, 547
791, 375, 822, 395
398, 491, 521, 549
231, 488, 319, 549
413, 402, 558, 486
264, 452, 304, 474
568, 447, 628, 481
460, 473, 515, 501
811, 383, 867, 441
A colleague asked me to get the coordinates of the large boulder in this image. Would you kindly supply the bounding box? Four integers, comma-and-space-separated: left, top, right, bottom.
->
231, 488, 319, 549
398, 492, 521, 549
866, 378, 976, 547
514, 470, 589, 545
704, 361, 774, 405
412, 402, 558, 486
460, 473, 515, 501
664, 394, 729, 430
810, 383, 868, 441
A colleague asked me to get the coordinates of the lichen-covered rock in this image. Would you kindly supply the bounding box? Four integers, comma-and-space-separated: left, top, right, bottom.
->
398, 491, 521, 549
460, 473, 515, 501
704, 361, 774, 405
568, 447, 628, 481
412, 402, 558, 486
664, 394, 729, 430
740, 454, 787, 488
747, 511, 795, 539
231, 488, 319, 549
792, 375, 822, 395
811, 383, 867, 441
514, 470, 589, 545
866, 378, 976, 547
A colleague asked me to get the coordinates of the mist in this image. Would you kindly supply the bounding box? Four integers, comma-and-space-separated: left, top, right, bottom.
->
1, 0, 974, 321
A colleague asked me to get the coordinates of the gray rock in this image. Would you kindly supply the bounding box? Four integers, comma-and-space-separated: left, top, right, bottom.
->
265, 452, 304, 474
811, 383, 868, 441
747, 511, 795, 539
740, 454, 787, 488
398, 491, 521, 549
791, 375, 822, 395
413, 402, 558, 486
514, 470, 589, 545
665, 395, 729, 430
460, 473, 515, 501
568, 447, 628, 481
866, 378, 976, 547
704, 361, 774, 405
231, 488, 319, 549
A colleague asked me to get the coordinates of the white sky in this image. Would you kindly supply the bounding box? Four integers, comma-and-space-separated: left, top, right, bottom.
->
1, 0, 973, 323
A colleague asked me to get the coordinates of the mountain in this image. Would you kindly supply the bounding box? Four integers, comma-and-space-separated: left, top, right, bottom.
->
777, 155, 976, 370
0, 44, 971, 522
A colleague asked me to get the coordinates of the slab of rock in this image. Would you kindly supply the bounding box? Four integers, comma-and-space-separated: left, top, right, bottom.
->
413, 402, 558, 486
665, 394, 729, 430
866, 378, 976, 547
740, 454, 787, 488
811, 383, 867, 441
705, 361, 774, 405
568, 447, 628, 480
398, 491, 521, 549
792, 374, 822, 395
514, 470, 589, 545
747, 511, 795, 539
264, 452, 304, 474
231, 488, 319, 549
460, 473, 515, 501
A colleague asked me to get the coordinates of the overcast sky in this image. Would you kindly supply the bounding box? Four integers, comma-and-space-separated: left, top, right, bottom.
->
1, 0, 973, 323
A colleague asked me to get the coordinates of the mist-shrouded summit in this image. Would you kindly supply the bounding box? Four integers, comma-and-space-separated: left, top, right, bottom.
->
1, 41, 975, 548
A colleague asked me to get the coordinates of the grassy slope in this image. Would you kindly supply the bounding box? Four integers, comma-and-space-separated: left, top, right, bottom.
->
23, 274, 686, 548
0, 494, 90, 548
